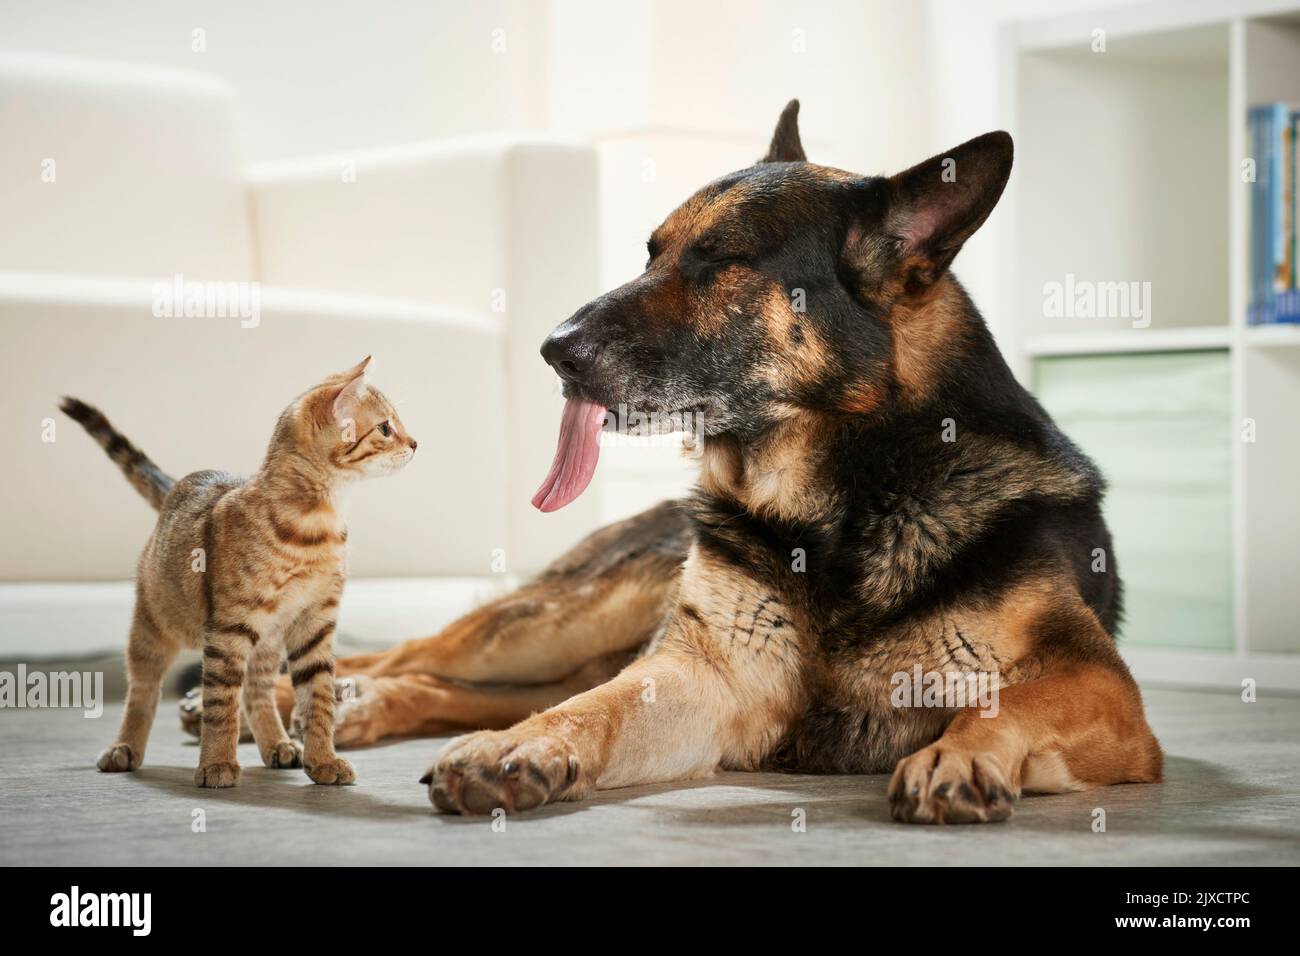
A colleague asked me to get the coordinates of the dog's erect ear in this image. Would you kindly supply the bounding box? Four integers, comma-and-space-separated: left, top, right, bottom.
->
878, 131, 1013, 291
760, 99, 806, 163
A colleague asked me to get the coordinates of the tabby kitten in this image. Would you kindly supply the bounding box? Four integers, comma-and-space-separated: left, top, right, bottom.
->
61, 357, 417, 788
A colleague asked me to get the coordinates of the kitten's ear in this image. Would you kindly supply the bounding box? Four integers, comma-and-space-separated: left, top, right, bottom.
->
760, 99, 806, 163
332, 374, 369, 426
331, 362, 370, 425
330, 355, 373, 386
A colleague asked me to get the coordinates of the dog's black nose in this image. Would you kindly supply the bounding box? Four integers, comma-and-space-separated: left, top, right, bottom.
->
541, 328, 599, 381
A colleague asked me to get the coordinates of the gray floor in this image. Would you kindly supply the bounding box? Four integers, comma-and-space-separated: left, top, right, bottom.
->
1, 686, 1298, 866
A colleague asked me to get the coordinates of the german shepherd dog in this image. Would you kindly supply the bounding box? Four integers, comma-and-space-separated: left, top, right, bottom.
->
182, 102, 1162, 823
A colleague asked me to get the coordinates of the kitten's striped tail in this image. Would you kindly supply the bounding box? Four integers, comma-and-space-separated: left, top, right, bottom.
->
59, 397, 175, 511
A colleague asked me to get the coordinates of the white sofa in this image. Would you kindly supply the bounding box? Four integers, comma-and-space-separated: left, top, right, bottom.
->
0, 52, 607, 654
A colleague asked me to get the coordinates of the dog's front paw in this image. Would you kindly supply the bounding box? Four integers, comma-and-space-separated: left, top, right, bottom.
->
262, 739, 304, 769
420, 730, 582, 815
305, 756, 355, 785
194, 761, 241, 789
97, 743, 140, 772
888, 745, 1016, 824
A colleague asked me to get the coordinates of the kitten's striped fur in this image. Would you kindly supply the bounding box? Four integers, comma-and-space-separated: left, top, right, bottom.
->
62, 357, 417, 788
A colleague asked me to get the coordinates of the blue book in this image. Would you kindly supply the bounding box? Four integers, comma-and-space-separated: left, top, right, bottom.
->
1247, 103, 1300, 324
1249, 106, 1266, 321
1278, 108, 1300, 322
1291, 111, 1299, 291
1270, 102, 1289, 294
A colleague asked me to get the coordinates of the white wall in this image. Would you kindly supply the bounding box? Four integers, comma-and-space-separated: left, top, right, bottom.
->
0, 0, 1156, 219
920, 0, 1153, 343
0, 0, 549, 162
0, 0, 932, 316
546, 0, 931, 288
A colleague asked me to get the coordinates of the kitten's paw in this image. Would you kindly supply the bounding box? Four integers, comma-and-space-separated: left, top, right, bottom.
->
97, 743, 140, 772
305, 756, 355, 785
262, 740, 304, 769
179, 689, 253, 742
194, 761, 241, 788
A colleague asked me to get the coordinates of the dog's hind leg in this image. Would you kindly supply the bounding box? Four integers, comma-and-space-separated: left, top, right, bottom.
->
367, 500, 691, 685
329, 650, 636, 747
179, 501, 691, 741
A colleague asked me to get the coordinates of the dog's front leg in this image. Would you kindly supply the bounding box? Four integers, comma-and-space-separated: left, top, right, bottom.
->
421, 552, 806, 814
888, 659, 1163, 824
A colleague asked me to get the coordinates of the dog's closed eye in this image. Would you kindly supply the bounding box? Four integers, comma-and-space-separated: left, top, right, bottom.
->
687, 242, 752, 270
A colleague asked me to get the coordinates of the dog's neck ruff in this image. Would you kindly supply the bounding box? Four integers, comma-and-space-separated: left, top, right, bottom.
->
697, 418, 837, 526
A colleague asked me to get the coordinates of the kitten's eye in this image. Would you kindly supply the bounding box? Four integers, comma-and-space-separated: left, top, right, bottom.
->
378, 421, 392, 437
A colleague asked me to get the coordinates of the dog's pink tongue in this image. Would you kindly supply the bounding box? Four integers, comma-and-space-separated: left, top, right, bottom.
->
532, 397, 607, 513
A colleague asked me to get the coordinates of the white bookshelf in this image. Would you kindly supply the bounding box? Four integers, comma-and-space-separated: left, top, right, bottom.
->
1247, 322, 1300, 346
1000, 0, 1300, 690
1022, 326, 1234, 356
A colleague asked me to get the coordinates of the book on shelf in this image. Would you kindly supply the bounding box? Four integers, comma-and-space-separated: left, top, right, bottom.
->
1248, 103, 1300, 325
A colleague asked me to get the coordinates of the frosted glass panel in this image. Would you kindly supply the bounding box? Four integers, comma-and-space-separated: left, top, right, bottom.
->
1034, 352, 1232, 651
